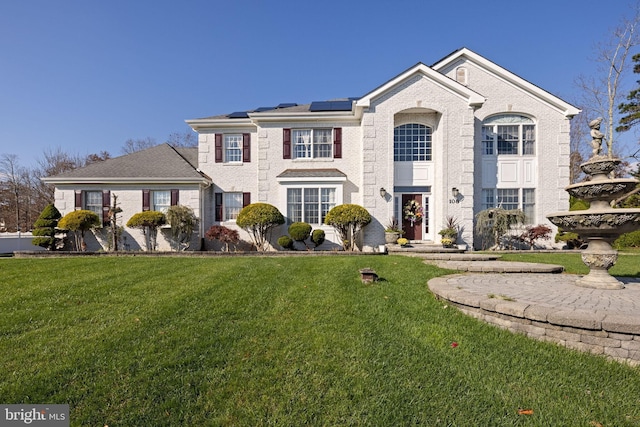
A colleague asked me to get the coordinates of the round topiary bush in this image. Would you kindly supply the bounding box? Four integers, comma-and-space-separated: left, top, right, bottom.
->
288, 222, 312, 242
324, 204, 371, 251
277, 235, 294, 250
311, 229, 325, 248
58, 209, 101, 251
236, 203, 285, 251
126, 211, 166, 251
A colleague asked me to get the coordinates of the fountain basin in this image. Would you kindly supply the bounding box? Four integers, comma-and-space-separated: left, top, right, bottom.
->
565, 179, 638, 203
547, 209, 640, 237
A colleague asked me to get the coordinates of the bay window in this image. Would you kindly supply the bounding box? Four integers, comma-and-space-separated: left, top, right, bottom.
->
287, 187, 336, 224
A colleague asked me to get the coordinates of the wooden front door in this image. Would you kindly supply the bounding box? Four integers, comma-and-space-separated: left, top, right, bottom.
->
402, 194, 423, 241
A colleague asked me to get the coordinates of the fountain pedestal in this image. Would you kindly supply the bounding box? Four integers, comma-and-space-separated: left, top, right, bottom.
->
547, 156, 640, 290
577, 237, 622, 289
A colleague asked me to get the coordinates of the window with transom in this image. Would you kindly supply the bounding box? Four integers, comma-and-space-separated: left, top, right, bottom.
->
482, 115, 535, 156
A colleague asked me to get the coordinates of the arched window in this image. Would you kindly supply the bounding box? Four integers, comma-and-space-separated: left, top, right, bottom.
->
394, 123, 432, 161
481, 114, 535, 155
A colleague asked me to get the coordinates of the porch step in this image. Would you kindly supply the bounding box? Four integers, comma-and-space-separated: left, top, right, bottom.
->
427, 260, 564, 274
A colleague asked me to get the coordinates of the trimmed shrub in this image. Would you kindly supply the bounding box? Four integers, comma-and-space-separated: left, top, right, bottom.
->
518, 224, 552, 250
126, 211, 166, 251
324, 204, 372, 251
166, 205, 197, 251
288, 222, 312, 241
236, 203, 285, 251
569, 196, 590, 211
32, 204, 62, 250
614, 230, 640, 249
555, 231, 584, 249
311, 229, 325, 248
288, 222, 312, 249
205, 225, 240, 252
277, 235, 294, 250
58, 210, 101, 251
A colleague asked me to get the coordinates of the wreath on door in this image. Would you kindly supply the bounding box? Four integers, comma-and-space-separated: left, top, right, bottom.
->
403, 200, 424, 226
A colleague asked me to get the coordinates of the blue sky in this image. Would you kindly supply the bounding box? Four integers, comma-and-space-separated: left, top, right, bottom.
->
1, 0, 638, 167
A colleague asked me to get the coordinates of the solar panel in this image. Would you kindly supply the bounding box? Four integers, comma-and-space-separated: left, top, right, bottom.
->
228, 111, 250, 119
309, 100, 353, 112
277, 103, 298, 109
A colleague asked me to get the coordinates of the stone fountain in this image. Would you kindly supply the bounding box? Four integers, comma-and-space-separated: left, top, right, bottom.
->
547, 119, 640, 289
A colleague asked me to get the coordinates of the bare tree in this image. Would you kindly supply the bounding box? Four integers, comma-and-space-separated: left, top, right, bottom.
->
121, 137, 157, 154
166, 129, 198, 148
574, 2, 640, 157
0, 154, 25, 231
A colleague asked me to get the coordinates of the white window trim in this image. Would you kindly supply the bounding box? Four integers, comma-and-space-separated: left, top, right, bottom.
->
277, 177, 345, 226
223, 192, 243, 221
292, 128, 333, 160
224, 134, 243, 163
481, 115, 536, 157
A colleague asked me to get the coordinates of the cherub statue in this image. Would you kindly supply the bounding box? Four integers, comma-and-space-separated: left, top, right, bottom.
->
589, 117, 605, 156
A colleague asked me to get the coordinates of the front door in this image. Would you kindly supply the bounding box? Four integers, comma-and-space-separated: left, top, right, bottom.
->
402, 194, 423, 241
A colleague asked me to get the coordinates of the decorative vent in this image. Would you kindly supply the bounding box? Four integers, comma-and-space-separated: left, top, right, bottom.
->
456, 67, 468, 86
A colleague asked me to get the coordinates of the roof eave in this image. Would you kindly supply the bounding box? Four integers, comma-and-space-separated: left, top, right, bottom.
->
42, 177, 212, 185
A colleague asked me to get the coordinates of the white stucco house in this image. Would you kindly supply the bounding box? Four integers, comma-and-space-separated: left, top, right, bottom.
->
44, 48, 580, 251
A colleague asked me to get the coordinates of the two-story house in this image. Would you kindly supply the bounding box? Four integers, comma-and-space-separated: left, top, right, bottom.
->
44, 48, 580, 251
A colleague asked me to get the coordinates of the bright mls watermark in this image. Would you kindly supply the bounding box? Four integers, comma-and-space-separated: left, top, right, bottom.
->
0, 405, 68, 426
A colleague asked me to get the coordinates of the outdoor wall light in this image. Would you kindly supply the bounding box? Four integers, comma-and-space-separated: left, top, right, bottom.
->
380, 187, 387, 198
451, 187, 460, 198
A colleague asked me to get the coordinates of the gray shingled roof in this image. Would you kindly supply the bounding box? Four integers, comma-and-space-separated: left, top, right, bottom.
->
45, 143, 205, 181
277, 168, 347, 178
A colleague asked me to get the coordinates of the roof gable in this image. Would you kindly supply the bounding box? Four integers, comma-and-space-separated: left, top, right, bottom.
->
355, 62, 486, 109
432, 48, 580, 118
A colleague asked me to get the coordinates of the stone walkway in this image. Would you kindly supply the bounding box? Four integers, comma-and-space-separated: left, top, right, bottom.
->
415, 253, 640, 365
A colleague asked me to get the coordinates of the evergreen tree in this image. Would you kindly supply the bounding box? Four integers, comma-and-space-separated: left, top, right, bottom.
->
617, 53, 640, 133
31, 204, 62, 250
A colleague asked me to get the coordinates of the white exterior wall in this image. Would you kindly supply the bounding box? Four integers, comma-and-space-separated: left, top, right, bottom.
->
439, 59, 571, 232
53, 184, 203, 251
197, 120, 362, 249
361, 74, 476, 250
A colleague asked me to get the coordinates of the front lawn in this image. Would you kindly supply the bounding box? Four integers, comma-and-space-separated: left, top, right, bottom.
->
496, 252, 640, 276
1, 256, 639, 426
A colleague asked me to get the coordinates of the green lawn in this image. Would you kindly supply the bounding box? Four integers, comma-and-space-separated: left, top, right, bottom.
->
1, 256, 639, 426
496, 251, 640, 276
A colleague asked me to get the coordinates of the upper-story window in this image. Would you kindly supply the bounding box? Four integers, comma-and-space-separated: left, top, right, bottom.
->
283, 128, 342, 160
394, 123, 432, 161
215, 133, 251, 163
482, 115, 535, 155
224, 135, 243, 163
293, 129, 333, 159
